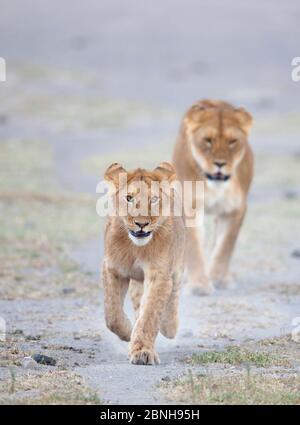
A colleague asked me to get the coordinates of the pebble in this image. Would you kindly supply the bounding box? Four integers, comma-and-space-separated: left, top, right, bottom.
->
284, 190, 298, 200
0, 114, 8, 125
12, 329, 24, 335
62, 288, 76, 294
25, 334, 41, 341
22, 356, 38, 369
291, 249, 300, 258
32, 354, 56, 366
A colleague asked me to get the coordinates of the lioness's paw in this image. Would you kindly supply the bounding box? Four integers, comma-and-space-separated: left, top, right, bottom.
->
212, 277, 235, 290
130, 348, 160, 366
184, 279, 215, 296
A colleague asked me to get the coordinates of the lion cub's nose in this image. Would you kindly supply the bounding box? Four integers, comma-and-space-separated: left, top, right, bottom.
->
134, 220, 150, 230
214, 161, 226, 168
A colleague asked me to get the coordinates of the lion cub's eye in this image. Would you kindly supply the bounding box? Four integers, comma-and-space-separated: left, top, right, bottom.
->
126, 195, 134, 203
204, 137, 213, 148
229, 139, 238, 148
150, 196, 159, 204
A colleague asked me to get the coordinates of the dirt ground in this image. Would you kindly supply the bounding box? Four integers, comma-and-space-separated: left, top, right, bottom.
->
0, 1, 300, 404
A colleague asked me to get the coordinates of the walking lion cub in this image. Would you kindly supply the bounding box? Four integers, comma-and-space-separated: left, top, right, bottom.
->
173, 99, 254, 295
102, 162, 185, 365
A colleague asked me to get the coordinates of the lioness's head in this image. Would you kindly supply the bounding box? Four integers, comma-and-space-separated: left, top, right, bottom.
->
185, 99, 253, 184
104, 162, 177, 246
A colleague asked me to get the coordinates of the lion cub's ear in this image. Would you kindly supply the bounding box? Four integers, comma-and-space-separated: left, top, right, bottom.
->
104, 163, 127, 187
234, 107, 253, 134
154, 162, 176, 182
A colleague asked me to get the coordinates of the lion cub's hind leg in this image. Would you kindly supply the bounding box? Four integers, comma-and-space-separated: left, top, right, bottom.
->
129, 279, 144, 320
160, 275, 181, 339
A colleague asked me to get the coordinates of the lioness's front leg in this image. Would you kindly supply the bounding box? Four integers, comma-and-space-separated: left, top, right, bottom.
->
129, 271, 172, 365
185, 225, 214, 295
209, 206, 246, 287
103, 266, 132, 341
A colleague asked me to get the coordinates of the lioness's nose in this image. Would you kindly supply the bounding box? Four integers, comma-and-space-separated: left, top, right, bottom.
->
134, 220, 150, 229
214, 161, 226, 168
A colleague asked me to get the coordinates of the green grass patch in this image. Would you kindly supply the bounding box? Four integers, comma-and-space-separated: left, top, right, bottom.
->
254, 154, 300, 189
188, 346, 286, 367
0, 139, 57, 192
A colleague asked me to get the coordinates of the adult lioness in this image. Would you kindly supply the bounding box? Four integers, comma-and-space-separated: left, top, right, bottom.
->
102, 162, 185, 365
173, 99, 253, 295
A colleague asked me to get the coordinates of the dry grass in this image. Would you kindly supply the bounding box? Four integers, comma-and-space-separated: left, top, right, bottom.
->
0, 138, 102, 299
0, 64, 174, 132
164, 337, 300, 405
0, 370, 101, 405
163, 370, 300, 405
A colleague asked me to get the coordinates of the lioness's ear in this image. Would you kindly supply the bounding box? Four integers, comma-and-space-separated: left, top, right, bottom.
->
234, 107, 253, 134
104, 163, 127, 187
154, 161, 176, 181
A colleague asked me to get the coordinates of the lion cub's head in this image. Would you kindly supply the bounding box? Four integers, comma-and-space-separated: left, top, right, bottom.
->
104, 162, 176, 246
185, 99, 253, 184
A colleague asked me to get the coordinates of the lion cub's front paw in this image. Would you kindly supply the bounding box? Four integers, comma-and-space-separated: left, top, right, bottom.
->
130, 347, 160, 366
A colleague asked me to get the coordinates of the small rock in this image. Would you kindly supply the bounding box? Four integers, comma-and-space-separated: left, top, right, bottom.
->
22, 356, 37, 369
62, 287, 76, 295
32, 354, 56, 366
0, 114, 8, 125
284, 190, 298, 200
12, 329, 24, 336
291, 249, 300, 258
25, 334, 41, 341
161, 376, 171, 382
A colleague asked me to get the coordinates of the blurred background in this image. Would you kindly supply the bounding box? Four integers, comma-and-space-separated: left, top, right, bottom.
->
0, 0, 300, 405
1, 1, 300, 190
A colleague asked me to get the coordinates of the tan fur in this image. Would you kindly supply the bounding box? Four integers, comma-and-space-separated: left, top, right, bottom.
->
173, 99, 254, 295
102, 162, 185, 365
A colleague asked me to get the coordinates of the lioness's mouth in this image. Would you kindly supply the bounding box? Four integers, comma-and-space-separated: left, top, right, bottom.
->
204, 172, 230, 182
129, 230, 152, 238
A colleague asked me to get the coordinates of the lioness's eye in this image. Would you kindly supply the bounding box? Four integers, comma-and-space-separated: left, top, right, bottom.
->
150, 196, 159, 204
126, 195, 134, 203
229, 139, 238, 147
204, 137, 212, 147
